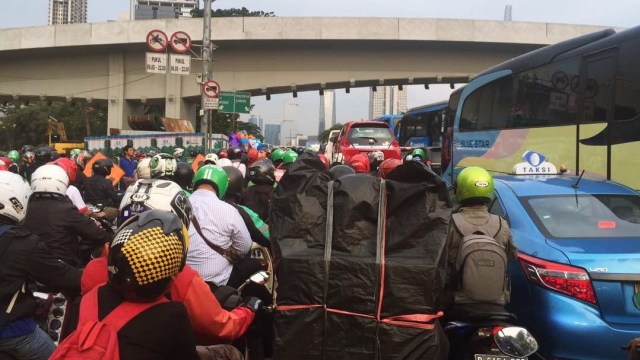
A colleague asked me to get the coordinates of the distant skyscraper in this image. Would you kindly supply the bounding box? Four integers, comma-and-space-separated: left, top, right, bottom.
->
48, 0, 87, 25
318, 90, 336, 135
132, 0, 197, 20
369, 86, 407, 119
264, 124, 281, 146
280, 100, 298, 146
249, 114, 259, 125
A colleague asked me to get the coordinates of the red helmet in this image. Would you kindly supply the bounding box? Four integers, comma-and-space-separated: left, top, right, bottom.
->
0, 159, 7, 171
247, 148, 259, 163
0, 157, 12, 167
348, 153, 370, 173
218, 150, 228, 159
317, 154, 329, 169
51, 157, 78, 183
379, 158, 403, 179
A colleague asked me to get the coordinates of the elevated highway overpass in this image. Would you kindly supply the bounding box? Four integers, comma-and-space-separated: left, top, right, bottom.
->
0, 17, 614, 129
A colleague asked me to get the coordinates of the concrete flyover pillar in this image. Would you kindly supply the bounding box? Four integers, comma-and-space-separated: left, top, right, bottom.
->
107, 52, 134, 131
165, 74, 197, 122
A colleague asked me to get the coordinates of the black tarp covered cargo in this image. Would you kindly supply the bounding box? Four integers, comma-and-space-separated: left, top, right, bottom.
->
271, 158, 452, 359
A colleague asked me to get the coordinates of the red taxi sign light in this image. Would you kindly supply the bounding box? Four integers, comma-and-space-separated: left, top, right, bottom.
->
598, 220, 617, 229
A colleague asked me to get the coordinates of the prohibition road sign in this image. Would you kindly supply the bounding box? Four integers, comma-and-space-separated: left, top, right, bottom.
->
170, 31, 192, 54
203, 80, 221, 98
146, 30, 169, 52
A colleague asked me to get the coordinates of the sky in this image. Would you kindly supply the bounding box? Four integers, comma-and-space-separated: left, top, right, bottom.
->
1, 0, 637, 136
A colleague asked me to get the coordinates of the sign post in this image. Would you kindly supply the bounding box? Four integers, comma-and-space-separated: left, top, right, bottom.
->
169, 54, 191, 75
146, 30, 169, 52
218, 91, 252, 114
169, 31, 192, 54
202, 80, 220, 110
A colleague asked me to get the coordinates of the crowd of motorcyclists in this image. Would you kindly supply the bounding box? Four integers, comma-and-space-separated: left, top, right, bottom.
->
0, 141, 529, 360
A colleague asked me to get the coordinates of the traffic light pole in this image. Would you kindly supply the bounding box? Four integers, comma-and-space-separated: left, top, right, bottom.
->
201, 0, 213, 154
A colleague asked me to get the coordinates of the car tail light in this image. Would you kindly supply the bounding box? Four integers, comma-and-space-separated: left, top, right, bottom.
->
341, 138, 351, 148
518, 253, 597, 305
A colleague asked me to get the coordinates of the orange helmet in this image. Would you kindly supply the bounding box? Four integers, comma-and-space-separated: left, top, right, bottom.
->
247, 148, 259, 163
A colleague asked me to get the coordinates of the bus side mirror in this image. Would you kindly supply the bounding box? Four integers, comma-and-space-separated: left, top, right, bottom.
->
330, 136, 337, 143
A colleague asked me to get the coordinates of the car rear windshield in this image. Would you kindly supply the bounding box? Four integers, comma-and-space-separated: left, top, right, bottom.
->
524, 194, 640, 238
348, 125, 393, 146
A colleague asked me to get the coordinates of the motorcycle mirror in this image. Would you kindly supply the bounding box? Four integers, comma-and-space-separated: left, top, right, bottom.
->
494, 326, 539, 358
249, 271, 270, 285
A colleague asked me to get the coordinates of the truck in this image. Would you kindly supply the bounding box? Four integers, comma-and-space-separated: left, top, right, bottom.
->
48, 116, 84, 155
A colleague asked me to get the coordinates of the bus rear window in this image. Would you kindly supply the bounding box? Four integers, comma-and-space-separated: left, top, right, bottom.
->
524, 194, 640, 238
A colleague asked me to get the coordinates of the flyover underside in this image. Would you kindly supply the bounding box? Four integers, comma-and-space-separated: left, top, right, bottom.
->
0, 40, 541, 129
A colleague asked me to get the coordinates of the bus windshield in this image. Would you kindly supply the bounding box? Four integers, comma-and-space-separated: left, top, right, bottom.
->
396, 101, 447, 148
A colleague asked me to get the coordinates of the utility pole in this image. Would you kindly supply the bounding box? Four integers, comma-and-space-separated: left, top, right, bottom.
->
201, 0, 213, 153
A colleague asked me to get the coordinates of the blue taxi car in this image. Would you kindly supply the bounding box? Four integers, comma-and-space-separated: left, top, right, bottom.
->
489, 174, 640, 360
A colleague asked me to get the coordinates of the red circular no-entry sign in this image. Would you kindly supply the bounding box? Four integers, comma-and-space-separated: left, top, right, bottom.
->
146, 29, 169, 52
170, 31, 192, 54
203, 80, 221, 98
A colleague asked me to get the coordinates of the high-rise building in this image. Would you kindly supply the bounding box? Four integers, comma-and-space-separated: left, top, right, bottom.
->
131, 0, 198, 20
264, 124, 281, 146
48, 0, 87, 25
318, 90, 336, 135
280, 100, 298, 146
249, 114, 265, 135
369, 86, 407, 119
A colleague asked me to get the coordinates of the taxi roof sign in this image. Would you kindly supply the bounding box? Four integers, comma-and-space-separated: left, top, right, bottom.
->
512, 150, 559, 175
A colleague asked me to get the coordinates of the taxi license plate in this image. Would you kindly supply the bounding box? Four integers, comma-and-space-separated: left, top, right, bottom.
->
474, 355, 527, 360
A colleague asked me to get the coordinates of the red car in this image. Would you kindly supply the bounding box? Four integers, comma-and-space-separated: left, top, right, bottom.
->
331, 121, 402, 163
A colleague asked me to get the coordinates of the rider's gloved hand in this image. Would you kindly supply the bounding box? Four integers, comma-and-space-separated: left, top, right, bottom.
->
242, 296, 263, 313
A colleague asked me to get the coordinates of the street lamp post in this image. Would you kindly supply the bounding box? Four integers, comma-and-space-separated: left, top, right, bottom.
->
201, 0, 213, 153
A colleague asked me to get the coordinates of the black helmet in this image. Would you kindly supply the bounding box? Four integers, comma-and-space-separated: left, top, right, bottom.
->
34, 147, 51, 163
222, 166, 244, 203
92, 158, 113, 177
21, 144, 35, 153
108, 210, 187, 302
173, 162, 194, 189
227, 147, 243, 160
189, 147, 202, 158
330, 164, 355, 179
247, 159, 275, 186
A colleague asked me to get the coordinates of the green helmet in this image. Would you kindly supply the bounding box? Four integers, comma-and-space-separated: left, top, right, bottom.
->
271, 148, 284, 163
411, 148, 426, 160
455, 166, 494, 204
192, 164, 229, 199
283, 150, 298, 165
7, 150, 20, 164
70, 148, 82, 156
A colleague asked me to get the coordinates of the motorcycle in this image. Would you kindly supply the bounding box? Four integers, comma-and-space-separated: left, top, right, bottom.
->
214, 271, 274, 360
444, 303, 539, 360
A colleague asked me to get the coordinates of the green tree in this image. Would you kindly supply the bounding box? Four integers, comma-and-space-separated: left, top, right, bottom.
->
0, 101, 107, 150
319, 123, 343, 143
191, 6, 275, 18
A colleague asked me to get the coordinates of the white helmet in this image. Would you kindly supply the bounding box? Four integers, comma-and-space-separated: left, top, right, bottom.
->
30, 164, 69, 196
150, 153, 177, 179
118, 179, 192, 228
173, 147, 184, 158
216, 158, 233, 168
136, 157, 152, 180
204, 153, 219, 165
0, 172, 32, 222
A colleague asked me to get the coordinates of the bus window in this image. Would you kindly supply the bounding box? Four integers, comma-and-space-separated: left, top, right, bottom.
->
512, 57, 579, 128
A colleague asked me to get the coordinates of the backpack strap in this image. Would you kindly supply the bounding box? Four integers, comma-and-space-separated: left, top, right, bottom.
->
78, 286, 169, 332
452, 212, 501, 238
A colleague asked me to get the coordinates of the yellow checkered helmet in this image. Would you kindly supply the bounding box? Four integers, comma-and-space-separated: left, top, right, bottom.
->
108, 209, 189, 301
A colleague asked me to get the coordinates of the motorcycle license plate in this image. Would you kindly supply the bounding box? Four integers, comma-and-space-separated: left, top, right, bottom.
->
474, 355, 527, 360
